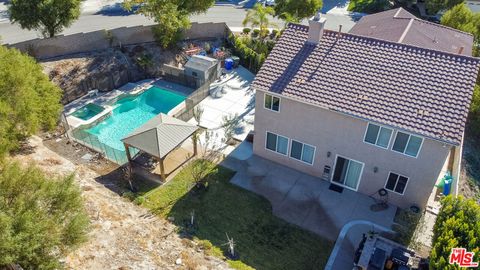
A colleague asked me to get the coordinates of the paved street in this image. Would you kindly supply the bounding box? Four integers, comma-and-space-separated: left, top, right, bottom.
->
0, 1, 361, 44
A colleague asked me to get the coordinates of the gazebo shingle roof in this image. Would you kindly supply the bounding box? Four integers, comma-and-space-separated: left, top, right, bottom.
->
122, 113, 198, 159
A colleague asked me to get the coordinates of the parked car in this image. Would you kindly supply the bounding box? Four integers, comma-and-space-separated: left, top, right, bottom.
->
262, 0, 276, 6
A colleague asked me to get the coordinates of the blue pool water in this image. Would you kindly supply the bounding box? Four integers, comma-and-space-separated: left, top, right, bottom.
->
72, 103, 105, 121
85, 86, 186, 152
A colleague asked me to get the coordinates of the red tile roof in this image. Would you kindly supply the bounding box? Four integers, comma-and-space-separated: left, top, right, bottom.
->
349, 8, 474, 56
252, 23, 480, 145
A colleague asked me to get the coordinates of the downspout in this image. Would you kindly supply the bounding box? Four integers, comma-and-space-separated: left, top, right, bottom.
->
451, 132, 465, 197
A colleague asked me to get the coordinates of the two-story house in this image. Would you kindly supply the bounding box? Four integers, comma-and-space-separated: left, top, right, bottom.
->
251, 9, 480, 209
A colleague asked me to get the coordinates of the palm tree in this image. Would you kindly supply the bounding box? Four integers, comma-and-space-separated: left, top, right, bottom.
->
242, 3, 277, 40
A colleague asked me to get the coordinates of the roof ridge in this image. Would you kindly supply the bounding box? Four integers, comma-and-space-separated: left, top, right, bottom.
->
322, 28, 480, 61
122, 127, 157, 141
390, 7, 473, 37
410, 17, 474, 37
398, 18, 414, 43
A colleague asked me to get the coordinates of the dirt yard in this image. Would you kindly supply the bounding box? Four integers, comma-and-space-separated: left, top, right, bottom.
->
13, 136, 231, 270
459, 134, 480, 200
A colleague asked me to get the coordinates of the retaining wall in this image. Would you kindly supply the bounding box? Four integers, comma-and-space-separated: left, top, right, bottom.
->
7, 22, 229, 60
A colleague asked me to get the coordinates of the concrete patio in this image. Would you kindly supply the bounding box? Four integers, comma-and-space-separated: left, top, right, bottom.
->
222, 154, 397, 242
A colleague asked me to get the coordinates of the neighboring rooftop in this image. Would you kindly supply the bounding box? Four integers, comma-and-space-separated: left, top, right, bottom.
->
349, 8, 474, 56
252, 23, 480, 145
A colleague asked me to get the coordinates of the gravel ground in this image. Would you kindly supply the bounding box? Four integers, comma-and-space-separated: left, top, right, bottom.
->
13, 136, 231, 270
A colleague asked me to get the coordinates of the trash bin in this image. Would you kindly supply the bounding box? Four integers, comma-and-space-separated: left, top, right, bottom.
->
225, 58, 234, 70
443, 177, 452, 196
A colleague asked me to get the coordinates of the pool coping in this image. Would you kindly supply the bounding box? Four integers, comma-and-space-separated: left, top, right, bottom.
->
64, 79, 191, 129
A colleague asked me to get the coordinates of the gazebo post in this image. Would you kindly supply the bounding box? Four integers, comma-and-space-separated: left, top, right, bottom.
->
192, 132, 198, 156
159, 157, 166, 181
124, 143, 132, 164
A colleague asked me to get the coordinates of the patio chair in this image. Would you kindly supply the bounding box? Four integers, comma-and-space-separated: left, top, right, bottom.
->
369, 188, 389, 212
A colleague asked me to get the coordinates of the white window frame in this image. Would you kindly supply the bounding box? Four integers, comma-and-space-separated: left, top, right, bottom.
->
391, 131, 424, 158
289, 139, 316, 165
384, 172, 410, 195
264, 93, 281, 112
363, 123, 393, 149
330, 155, 365, 191
265, 131, 289, 156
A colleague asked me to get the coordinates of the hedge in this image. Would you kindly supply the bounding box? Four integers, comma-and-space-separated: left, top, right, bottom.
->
228, 33, 273, 73
430, 196, 480, 269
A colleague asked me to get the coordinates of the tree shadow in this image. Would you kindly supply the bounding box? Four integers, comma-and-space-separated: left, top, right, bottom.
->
94, 164, 160, 196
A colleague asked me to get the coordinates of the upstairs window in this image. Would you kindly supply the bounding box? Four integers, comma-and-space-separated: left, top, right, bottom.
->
392, 131, 423, 158
264, 94, 280, 112
364, 123, 393, 149
290, 140, 315, 165
266, 132, 288, 155
385, 172, 409, 195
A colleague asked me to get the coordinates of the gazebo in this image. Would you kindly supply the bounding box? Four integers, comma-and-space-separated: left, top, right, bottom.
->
122, 113, 199, 180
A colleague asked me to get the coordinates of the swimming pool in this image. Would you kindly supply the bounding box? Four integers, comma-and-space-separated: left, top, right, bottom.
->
73, 86, 186, 162
72, 103, 105, 121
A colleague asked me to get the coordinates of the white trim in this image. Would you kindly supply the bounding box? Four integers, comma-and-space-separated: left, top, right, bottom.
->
263, 93, 281, 113
265, 130, 289, 156
384, 171, 410, 195
254, 88, 459, 146
330, 154, 365, 191
363, 122, 394, 150
391, 131, 424, 158
289, 139, 316, 166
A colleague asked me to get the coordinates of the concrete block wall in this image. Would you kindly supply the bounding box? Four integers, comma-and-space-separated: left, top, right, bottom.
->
7, 22, 228, 60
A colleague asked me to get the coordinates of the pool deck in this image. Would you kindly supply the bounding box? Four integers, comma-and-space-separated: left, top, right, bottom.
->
188, 66, 256, 153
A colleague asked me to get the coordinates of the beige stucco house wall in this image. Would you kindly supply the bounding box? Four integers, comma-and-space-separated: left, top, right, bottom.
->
253, 89, 452, 209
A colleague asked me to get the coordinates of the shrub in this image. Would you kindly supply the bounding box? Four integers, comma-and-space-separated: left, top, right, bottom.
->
0, 162, 89, 269
468, 84, 480, 135
134, 196, 145, 205
430, 196, 480, 269
0, 46, 62, 158
261, 29, 270, 37
228, 32, 275, 73
271, 29, 279, 38
252, 29, 260, 37
242, 28, 251, 34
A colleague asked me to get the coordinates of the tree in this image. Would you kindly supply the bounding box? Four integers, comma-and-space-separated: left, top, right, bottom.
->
441, 4, 480, 45
123, 0, 215, 48
430, 196, 480, 269
243, 3, 277, 40
441, 4, 480, 135
426, 0, 464, 15
278, 11, 301, 28
274, 0, 323, 22
9, 0, 81, 38
469, 84, 480, 135
0, 46, 62, 157
0, 162, 89, 269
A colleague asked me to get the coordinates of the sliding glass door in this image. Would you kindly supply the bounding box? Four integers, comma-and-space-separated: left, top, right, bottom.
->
332, 156, 364, 190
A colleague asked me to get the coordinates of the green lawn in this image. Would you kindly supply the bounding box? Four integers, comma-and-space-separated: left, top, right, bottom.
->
142, 161, 334, 270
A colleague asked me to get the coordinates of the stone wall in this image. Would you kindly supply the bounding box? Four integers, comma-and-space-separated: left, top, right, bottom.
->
7, 22, 228, 60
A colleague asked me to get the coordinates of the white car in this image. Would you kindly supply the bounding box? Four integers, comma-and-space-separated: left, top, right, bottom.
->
263, 0, 276, 6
